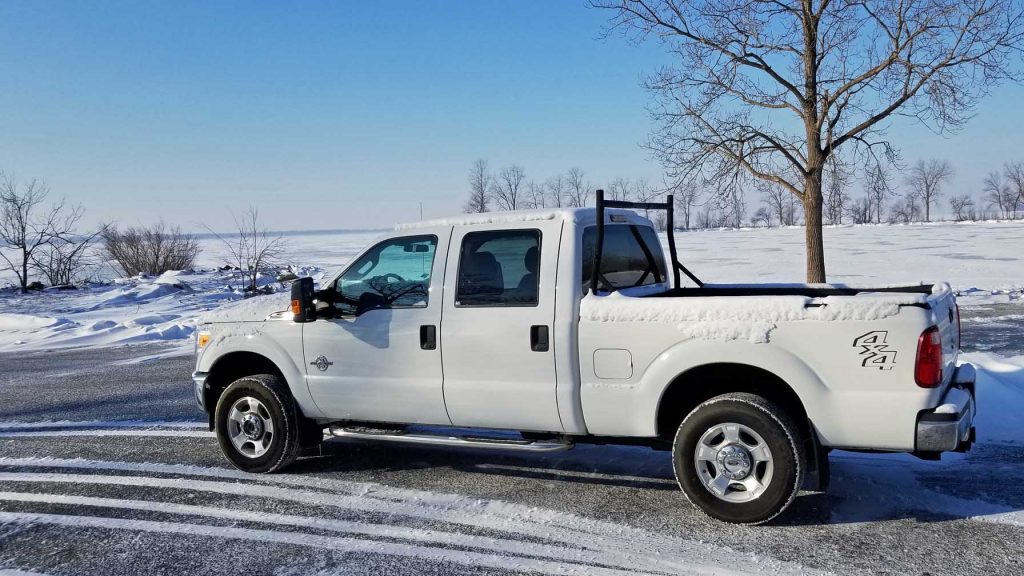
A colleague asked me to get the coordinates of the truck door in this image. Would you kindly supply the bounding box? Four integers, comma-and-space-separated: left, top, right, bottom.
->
302, 229, 451, 425
440, 222, 562, 432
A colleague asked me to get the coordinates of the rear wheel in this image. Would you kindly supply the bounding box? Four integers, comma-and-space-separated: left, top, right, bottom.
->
215, 374, 302, 473
672, 392, 804, 524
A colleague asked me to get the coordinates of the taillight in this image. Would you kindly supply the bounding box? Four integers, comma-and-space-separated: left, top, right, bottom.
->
915, 325, 943, 388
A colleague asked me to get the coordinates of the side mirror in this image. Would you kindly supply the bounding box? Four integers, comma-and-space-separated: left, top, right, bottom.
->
291, 277, 316, 323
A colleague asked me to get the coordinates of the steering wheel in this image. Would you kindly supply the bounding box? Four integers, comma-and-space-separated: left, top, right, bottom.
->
380, 272, 406, 283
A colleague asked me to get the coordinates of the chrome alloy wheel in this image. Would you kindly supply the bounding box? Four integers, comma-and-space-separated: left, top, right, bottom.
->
227, 396, 275, 458
694, 422, 773, 503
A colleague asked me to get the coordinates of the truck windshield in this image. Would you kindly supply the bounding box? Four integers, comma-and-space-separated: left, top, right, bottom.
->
582, 225, 667, 291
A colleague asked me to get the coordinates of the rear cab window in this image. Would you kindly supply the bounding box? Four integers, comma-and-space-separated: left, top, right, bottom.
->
582, 225, 666, 292
456, 229, 541, 307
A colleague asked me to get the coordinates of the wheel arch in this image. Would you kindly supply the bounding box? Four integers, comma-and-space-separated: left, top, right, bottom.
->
204, 351, 287, 427
656, 363, 810, 440
642, 341, 831, 442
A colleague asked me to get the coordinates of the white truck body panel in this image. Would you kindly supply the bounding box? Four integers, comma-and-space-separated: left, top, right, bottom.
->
195, 207, 966, 455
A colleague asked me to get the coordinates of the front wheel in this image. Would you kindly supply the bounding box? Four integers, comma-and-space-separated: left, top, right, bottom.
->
214, 374, 302, 473
672, 392, 805, 524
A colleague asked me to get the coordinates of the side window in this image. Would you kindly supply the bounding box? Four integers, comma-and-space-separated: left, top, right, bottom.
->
581, 225, 667, 291
456, 229, 540, 307
336, 235, 437, 314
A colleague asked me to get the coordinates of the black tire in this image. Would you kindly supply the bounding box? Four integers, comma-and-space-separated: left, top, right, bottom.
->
214, 374, 302, 473
672, 392, 805, 524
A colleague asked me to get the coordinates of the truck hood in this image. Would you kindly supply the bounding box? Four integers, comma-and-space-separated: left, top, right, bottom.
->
199, 292, 291, 324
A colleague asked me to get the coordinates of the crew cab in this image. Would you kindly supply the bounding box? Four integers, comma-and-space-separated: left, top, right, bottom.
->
192, 192, 976, 524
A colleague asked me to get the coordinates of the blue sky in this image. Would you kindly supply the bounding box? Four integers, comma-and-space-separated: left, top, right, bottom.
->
1, 1, 1022, 231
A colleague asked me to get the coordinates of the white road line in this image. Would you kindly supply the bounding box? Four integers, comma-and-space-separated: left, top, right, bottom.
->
0, 430, 210, 438
0, 511, 665, 576
0, 490, 655, 573
0, 458, 821, 575
0, 420, 206, 430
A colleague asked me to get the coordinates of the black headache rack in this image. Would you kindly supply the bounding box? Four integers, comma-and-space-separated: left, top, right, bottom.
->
591, 189, 704, 294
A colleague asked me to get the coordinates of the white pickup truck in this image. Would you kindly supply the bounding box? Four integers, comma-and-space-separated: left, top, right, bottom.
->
192, 193, 976, 524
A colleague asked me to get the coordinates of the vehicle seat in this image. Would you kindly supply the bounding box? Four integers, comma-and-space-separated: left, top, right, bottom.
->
460, 251, 504, 298
517, 246, 538, 292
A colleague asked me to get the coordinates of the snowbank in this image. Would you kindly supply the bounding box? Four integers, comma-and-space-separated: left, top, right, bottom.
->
962, 352, 1024, 445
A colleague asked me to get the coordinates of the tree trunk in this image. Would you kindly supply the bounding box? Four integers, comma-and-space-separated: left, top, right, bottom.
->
804, 177, 826, 283
20, 249, 28, 294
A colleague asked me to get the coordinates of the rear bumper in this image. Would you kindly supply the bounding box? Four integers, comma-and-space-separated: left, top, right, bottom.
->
915, 363, 976, 453
192, 371, 209, 411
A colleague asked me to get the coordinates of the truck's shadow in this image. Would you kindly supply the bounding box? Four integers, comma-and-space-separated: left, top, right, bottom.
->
287, 439, 1024, 527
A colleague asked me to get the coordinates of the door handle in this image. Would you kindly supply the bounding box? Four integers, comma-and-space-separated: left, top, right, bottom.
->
530, 325, 549, 352
420, 325, 437, 350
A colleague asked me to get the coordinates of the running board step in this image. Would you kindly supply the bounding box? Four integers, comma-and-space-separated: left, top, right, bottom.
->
328, 426, 574, 453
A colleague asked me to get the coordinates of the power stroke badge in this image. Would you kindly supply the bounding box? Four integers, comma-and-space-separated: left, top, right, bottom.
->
853, 331, 897, 370
310, 355, 334, 372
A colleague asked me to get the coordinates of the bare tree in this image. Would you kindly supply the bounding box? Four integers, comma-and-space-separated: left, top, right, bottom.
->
865, 161, 895, 224
890, 193, 922, 224
595, 0, 1024, 281
671, 180, 700, 229
546, 174, 566, 208
606, 177, 633, 202
759, 181, 788, 227
632, 178, 662, 219
949, 194, 976, 221
751, 207, 772, 227
31, 228, 103, 286
906, 159, 954, 221
1002, 161, 1024, 218
983, 171, 1014, 219
464, 159, 491, 214
565, 168, 590, 208
207, 206, 286, 295
0, 173, 85, 292
102, 222, 201, 277
846, 196, 872, 224
491, 165, 526, 211
523, 180, 547, 209
823, 156, 853, 225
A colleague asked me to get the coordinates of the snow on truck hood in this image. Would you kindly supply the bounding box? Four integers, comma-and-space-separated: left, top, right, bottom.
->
199, 292, 291, 324
581, 285, 940, 344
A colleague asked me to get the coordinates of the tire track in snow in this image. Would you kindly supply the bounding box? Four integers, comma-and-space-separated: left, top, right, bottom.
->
0, 511, 652, 576
0, 459, 824, 575
0, 472, 687, 575
0, 489, 653, 573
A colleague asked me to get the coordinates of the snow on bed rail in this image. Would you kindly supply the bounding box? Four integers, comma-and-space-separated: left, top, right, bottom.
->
581, 290, 927, 343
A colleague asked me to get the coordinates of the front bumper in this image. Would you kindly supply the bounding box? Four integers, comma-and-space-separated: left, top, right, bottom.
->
915, 363, 976, 453
192, 371, 210, 411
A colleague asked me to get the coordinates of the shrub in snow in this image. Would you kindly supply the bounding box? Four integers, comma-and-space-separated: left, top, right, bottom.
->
101, 222, 201, 277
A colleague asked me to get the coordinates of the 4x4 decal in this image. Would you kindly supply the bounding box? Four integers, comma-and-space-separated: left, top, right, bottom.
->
853, 331, 897, 370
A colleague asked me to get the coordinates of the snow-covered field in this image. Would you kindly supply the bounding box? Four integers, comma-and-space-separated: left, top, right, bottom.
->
1, 219, 1021, 353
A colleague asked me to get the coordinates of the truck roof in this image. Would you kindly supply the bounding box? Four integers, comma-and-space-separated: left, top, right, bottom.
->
395, 207, 654, 231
